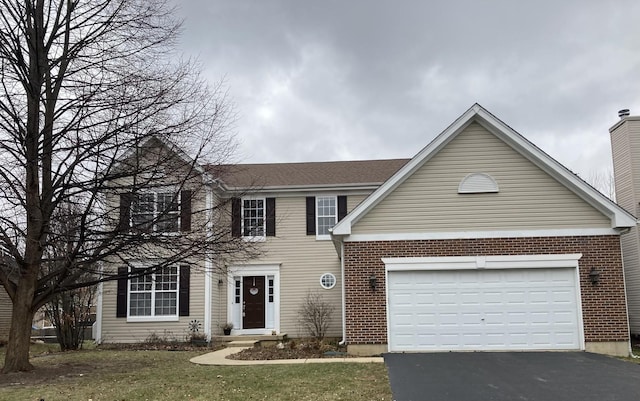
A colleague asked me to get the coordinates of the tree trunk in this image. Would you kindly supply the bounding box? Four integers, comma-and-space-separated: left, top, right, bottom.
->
3, 277, 37, 372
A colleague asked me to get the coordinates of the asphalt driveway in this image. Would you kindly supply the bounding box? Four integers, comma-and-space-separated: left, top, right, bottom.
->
384, 352, 640, 401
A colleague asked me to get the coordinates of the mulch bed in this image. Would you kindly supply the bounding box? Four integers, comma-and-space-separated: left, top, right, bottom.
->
228, 340, 350, 360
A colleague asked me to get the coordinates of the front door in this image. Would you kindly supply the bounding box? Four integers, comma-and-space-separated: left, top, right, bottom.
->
243, 276, 265, 329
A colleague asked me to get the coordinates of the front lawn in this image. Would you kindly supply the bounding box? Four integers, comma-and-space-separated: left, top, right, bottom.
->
0, 344, 392, 400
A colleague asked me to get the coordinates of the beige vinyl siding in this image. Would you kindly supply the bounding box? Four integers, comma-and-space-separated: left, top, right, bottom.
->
611, 118, 640, 333
352, 122, 611, 234
0, 287, 11, 341
621, 229, 640, 333
224, 194, 368, 338
101, 264, 207, 343
611, 121, 634, 214
100, 179, 212, 343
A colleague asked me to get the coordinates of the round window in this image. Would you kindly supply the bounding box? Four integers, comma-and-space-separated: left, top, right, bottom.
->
320, 273, 336, 290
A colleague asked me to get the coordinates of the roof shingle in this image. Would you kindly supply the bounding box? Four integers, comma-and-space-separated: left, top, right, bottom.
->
208, 159, 409, 189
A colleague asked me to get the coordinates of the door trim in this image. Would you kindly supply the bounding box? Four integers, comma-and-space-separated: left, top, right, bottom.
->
227, 263, 281, 335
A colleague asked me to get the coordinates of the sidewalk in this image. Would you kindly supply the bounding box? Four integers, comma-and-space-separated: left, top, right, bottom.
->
190, 347, 384, 366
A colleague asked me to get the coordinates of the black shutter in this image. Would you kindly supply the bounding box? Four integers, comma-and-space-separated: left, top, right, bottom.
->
306, 196, 316, 235
337, 195, 347, 221
118, 193, 132, 232
266, 197, 276, 237
179, 265, 190, 316
180, 190, 192, 232
116, 267, 128, 318
231, 198, 241, 237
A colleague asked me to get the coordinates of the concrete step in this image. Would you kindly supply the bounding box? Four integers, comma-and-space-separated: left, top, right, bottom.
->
213, 333, 287, 342
226, 340, 260, 348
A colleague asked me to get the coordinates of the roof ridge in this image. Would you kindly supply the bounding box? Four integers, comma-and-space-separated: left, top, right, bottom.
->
206, 158, 411, 168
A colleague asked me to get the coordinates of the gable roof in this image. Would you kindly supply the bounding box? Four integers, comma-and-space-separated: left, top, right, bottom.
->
332, 103, 637, 235
210, 159, 409, 191
110, 135, 215, 184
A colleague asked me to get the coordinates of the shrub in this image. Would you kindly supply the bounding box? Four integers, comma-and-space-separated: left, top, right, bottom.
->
297, 291, 335, 340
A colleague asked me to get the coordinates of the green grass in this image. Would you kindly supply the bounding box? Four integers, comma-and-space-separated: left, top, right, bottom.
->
0, 345, 392, 400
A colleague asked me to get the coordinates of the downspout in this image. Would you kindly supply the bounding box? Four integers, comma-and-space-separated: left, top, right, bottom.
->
339, 240, 346, 346
619, 225, 640, 358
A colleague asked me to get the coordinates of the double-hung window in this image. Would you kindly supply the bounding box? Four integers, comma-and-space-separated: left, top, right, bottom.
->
242, 198, 265, 238
316, 196, 337, 238
129, 266, 178, 320
132, 192, 179, 233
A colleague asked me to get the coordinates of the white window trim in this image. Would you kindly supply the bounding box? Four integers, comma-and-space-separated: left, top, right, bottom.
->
458, 172, 499, 193
131, 190, 181, 234
319, 273, 336, 290
241, 197, 266, 242
316, 195, 337, 240
127, 266, 180, 322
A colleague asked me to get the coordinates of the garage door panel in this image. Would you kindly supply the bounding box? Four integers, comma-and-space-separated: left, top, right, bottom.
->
388, 268, 581, 352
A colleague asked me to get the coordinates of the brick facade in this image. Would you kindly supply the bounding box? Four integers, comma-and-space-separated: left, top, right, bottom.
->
344, 235, 628, 345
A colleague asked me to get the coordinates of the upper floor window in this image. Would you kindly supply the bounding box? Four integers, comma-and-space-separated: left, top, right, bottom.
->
243, 198, 265, 238
131, 192, 180, 232
316, 196, 337, 238
132, 192, 179, 233
231, 197, 276, 239
306, 195, 347, 240
119, 190, 191, 234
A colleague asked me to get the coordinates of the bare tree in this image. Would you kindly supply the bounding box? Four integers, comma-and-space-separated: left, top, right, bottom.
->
41, 202, 96, 351
44, 284, 95, 351
0, 0, 250, 372
586, 168, 616, 201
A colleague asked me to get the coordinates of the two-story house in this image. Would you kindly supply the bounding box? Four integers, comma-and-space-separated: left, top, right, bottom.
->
95, 104, 635, 357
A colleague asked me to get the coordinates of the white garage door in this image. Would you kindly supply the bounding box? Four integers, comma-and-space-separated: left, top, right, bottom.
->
387, 267, 582, 352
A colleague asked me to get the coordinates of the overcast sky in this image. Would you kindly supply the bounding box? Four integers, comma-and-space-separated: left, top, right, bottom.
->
172, 0, 640, 182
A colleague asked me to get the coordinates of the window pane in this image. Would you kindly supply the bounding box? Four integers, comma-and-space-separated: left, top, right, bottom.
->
130, 272, 153, 291
132, 193, 155, 232
157, 193, 179, 232
130, 293, 152, 316
155, 292, 177, 315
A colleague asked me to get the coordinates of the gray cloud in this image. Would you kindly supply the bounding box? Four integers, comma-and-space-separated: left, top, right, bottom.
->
173, 0, 640, 182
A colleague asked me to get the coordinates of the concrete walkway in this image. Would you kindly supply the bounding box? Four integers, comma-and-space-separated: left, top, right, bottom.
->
190, 347, 384, 366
